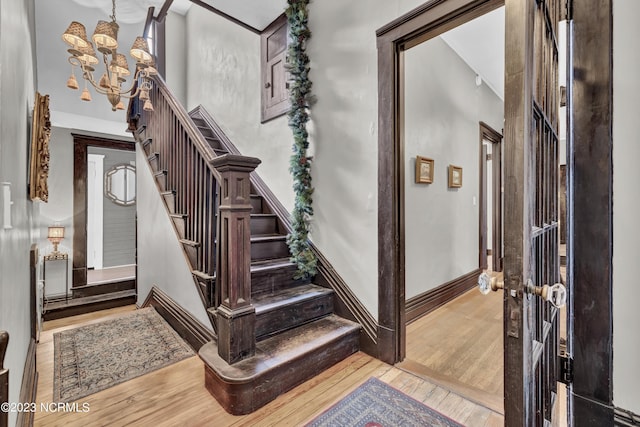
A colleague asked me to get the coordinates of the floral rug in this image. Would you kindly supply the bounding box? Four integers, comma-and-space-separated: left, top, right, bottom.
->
306, 377, 465, 427
53, 307, 194, 402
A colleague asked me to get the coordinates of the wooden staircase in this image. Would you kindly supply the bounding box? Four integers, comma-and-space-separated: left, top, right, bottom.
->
130, 78, 360, 415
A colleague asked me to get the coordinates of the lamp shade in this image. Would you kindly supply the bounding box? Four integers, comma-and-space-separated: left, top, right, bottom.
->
62, 21, 89, 50
92, 20, 119, 53
77, 41, 99, 67
110, 53, 130, 77
130, 37, 152, 63
48, 225, 65, 242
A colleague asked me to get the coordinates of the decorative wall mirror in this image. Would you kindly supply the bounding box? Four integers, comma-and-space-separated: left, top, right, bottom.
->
104, 163, 136, 206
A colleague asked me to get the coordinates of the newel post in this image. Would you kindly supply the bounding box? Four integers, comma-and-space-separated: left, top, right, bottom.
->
211, 154, 261, 364
1, 330, 9, 427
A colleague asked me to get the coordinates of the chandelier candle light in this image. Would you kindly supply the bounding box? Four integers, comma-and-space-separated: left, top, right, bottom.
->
62, 0, 155, 112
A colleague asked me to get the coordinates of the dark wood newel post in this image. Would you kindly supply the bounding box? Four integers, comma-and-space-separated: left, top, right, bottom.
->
1, 330, 9, 427
211, 154, 261, 364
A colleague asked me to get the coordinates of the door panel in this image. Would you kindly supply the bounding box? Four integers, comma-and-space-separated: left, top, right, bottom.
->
504, 0, 561, 425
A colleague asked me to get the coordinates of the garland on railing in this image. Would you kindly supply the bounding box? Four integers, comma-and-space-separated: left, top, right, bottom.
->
285, 0, 317, 279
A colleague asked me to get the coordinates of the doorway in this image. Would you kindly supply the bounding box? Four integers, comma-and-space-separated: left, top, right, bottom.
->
480, 122, 503, 272
72, 134, 136, 295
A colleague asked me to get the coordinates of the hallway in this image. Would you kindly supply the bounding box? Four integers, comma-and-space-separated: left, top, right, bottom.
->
34, 306, 503, 426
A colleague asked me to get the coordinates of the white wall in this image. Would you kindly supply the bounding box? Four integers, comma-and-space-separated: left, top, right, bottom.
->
613, 0, 640, 414
135, 146, 211, 328
181, 0, 463, 317
403, 37, 503, 299
165, 11, 187, 106
0, 0, 37, 425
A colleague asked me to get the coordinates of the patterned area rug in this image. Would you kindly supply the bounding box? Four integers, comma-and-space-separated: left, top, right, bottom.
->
306, 377, 465, 427
54, 307, 194, 402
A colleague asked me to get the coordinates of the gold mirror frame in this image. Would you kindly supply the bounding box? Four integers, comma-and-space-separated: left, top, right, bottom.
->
29, 92, 51, 202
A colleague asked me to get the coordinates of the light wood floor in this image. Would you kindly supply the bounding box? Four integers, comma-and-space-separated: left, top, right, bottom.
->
86, 265, 135, 285
34, 306, 503, 427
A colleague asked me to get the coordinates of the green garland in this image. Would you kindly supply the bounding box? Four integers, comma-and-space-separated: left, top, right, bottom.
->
285, 0, 317, 279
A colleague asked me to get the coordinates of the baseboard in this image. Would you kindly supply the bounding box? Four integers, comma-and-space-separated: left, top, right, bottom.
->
16, 339, 37, 427
141, 286, 214, 352
406, 269, 481, 323
615, 407, 640, 426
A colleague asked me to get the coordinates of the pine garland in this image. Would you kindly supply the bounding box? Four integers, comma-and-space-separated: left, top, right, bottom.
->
285, 0, 317, 279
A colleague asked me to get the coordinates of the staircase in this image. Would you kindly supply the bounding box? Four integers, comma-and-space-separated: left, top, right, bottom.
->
130, 77, 360, 415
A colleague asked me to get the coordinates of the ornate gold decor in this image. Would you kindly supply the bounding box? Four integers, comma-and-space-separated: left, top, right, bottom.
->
29, 92, 51, 202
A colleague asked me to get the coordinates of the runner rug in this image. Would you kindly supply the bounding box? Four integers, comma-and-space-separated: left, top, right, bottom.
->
53, 307, 194, 402
306, 377, 465, 427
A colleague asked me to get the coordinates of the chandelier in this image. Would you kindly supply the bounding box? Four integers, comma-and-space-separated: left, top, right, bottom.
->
61, 0, 155, 112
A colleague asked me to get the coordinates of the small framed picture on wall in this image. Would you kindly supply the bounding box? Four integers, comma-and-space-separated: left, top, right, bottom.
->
448, 165, 463, 188
415, 156, 434, 184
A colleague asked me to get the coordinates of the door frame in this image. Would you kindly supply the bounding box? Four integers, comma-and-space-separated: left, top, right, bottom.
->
479, 121, 503, 272
570, 0, 614, 423
375, 0, 504, 363
72, 134, 135, 289
376, 0, 614, 424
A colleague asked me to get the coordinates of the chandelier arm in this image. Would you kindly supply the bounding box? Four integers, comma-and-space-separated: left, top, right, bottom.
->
116, 70, 151, 96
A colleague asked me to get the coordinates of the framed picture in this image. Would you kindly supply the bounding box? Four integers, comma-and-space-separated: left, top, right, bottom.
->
448, 165, 462, 188
415, 156, 434, 184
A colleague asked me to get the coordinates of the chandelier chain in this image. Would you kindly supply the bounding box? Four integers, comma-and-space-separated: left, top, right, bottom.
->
110, 0, 117, 23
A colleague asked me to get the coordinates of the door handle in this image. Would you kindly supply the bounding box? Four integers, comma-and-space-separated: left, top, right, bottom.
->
526, 280, 567, 308
478, 272, 567, 308
478, 272, 503, 294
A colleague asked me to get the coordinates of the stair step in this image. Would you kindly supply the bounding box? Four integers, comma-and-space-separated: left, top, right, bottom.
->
180, 239, 200, 268
199, 314, 360, 415
170, 213, 188, 238
43, 290, 137, 321
154, 170, 168, 191
251, 234, 289, 261
250, 195, 263, 213
161, 190, 176, 213
148, 152, 160, 171
141, 137, 153, 155
251, 258, 309, 295
192, 270, 215, 307
71, 278, 135, 298
253, 284, 334, 340
251, 214, 278, 235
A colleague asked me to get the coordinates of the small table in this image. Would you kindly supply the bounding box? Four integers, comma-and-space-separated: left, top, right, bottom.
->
43, 253, 69, 312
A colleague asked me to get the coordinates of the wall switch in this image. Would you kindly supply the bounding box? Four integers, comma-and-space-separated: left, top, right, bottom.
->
2, 182, 13, 229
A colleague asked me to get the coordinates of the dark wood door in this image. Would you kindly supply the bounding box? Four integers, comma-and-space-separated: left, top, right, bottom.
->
503, 0, 563, 424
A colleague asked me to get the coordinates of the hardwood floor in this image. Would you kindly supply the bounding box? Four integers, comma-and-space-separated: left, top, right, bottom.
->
86, 265, 135, 285
34, 306, 503, 426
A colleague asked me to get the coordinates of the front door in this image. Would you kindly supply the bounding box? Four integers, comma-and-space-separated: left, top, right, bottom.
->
503, 0, 563, 424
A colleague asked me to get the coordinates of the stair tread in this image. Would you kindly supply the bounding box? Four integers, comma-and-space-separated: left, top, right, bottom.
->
160, 190, 176, 195
251, 257, 293, 270
45, 289, 136, 311
180, 239, 200, 247
253, 283, 332, 314
199, 314, 360, 381
192, 270, 214, 280
251, 234, 286, 242
251, 213, 277, 218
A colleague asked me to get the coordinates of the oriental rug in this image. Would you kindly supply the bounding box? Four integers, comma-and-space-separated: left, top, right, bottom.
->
53, 307, 193, 402
306, 377, 465, 427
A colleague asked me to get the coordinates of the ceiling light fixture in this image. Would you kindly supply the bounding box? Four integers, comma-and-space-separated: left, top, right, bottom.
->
61, 0, 155, 112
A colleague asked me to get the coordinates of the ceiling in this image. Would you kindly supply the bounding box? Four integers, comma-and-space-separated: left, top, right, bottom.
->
35, 0, 503, 136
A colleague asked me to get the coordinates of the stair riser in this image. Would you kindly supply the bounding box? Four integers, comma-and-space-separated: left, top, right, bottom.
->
182, 243, 199, 269
251, 216, 278, 235
142, 139, 153, 156
252, 264, 308, 295
71, 279, 135, 298
256, 294, 334, 340
202, 329, 359, 415
171, 216, 186, 239
251, 240, 289, 261
250, 197, 263, 214
148, 154, 159, 172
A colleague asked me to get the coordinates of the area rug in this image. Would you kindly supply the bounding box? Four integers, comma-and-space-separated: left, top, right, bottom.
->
306, 377, 464, 427
53, 307, 194, 402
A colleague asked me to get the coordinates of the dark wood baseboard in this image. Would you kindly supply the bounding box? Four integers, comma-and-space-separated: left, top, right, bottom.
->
71, 279, 136, 298
16, 339, 37, 427
141, 286, 214, 352
406, 269, 481, 324
615, 407, 640, 426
